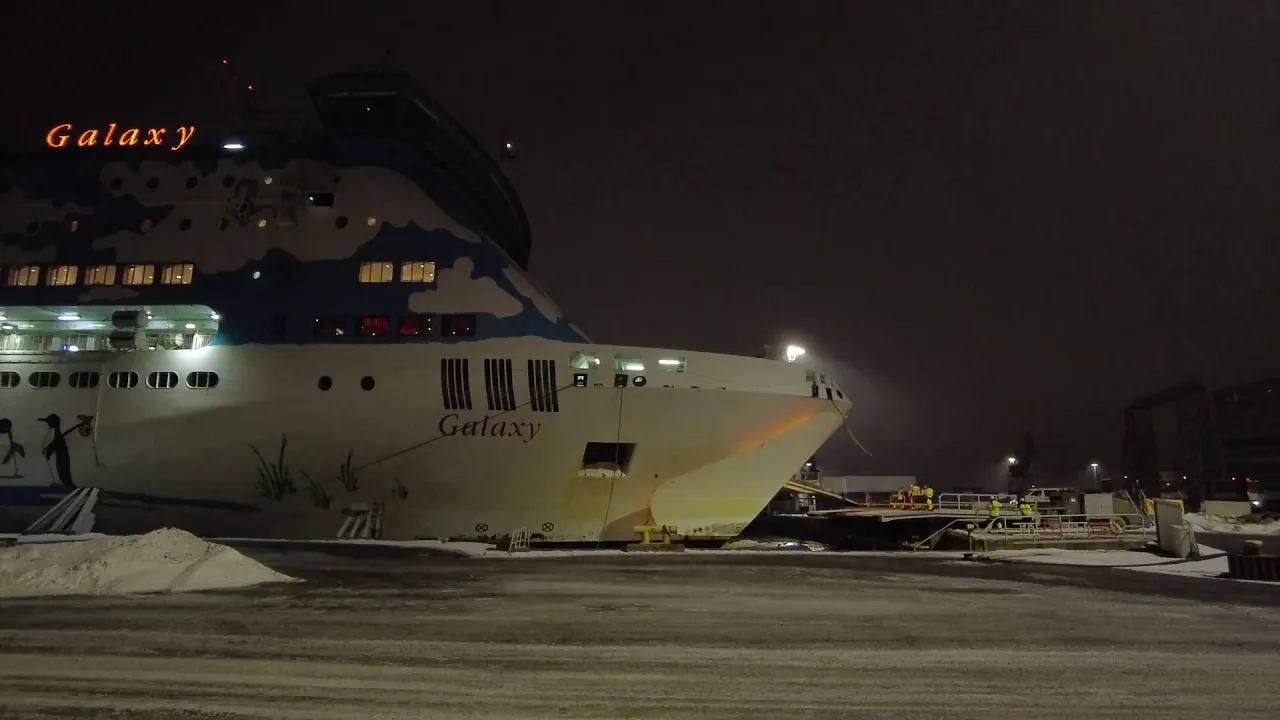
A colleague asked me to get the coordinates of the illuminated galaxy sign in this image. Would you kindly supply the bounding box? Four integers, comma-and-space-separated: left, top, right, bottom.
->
45, 123, 196, 151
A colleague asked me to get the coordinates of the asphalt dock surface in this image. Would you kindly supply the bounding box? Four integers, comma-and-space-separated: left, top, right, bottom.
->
1, 545, 1278, 719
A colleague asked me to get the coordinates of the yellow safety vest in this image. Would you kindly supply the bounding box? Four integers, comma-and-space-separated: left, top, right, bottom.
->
1019, 502, 1033, 516
989, 500, 1002, 518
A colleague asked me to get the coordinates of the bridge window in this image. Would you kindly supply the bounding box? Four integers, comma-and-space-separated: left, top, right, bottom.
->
146, 371, 179, 389
357, 315, 390, 337
6, 266, 39, 287
398, 314, 433, 336
359, 261, 394, 283
123, 264, 155, 286
441, 313, 476, 338
46, 265, 79, 286
400, 261, 436, 283
84, 265, 117, 286
161, 263, 194, 285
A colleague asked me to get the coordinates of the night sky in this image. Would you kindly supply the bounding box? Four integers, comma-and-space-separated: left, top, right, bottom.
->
5, 2, 1279, 489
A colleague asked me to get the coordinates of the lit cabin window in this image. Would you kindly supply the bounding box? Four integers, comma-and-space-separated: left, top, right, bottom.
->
84, 265, 117, 286
359, 262, 394, 283
123, 264, 155, 286
400, 261, 436, 283
658, 357, 687, 373
569, 352, 602, 369
398, 314, 433, 336
6, 266, 39, 287
46, 265, 79, 286
161, 263, 194, 285
614, 356, 644, 372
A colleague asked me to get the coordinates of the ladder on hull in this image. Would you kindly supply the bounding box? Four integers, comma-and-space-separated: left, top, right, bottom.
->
25, 487, 101, 535
336, 502, 384, 540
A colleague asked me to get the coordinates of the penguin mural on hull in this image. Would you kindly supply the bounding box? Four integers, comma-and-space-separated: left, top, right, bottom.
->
38, 414, 94, 489
0, 418, 24, 479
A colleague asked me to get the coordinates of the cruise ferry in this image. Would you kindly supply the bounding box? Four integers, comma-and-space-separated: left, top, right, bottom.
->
0, 72, 851, 542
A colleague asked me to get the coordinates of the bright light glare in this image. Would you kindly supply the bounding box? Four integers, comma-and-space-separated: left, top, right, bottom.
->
1007, 456, 1018, 464
57, 314, 79, 321
784, 345, 806, 362
658, 358, 682, 366
185, 323, 196, 329
623, 363, 644, 372
1090, 462, 1099, 468
66, 345, 79, 352
222, 142, 245, 151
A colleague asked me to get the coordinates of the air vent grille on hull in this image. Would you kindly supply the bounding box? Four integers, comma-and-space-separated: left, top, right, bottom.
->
484, 358, 517, 412
441, 358, 472, 410
527, 359, 560, 413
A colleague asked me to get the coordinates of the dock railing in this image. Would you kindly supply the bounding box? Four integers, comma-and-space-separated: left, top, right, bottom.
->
964, 511, 1155, 550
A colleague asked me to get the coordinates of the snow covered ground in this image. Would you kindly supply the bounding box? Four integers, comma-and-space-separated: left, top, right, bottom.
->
983, 545, 1232, 579
0, 528, 298, 598
1, 546, 1277, 719
1186, 512, 1280, 535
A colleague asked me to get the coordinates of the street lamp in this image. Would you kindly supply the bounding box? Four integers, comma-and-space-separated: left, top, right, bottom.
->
1090, 462, 1099, 488
784, 345, 806, 363
1007, 456, 1018, 465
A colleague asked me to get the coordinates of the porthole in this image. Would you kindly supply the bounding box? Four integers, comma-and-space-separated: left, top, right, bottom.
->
186, 371, 219, 389
317, 375, 333, 391
221, 175, 235, 188
109, 177, 123, 190
0, 371, 21, 388
69, 371, 100, 389
179, 218, 192, 231
185, 176, 198, 189
360, 376, 375, 391
335, 216, 349, 229
28, 371, 60, 388
108, 371, 139, 389
633, 375, 647, 387
146, 371, 179, 389
146, 177, 159, 189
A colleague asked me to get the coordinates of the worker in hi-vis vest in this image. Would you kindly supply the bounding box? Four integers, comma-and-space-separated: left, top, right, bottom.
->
924, 485, 935, 510
1018, 497, 1035, 527
988, 497, 1003, 530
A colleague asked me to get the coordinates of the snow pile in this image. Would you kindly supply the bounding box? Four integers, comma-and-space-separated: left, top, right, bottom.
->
0, 528, 297, 598
1185, 512, 1280, 535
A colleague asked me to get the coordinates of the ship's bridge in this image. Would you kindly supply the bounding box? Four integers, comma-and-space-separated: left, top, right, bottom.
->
307, 72, 532, 270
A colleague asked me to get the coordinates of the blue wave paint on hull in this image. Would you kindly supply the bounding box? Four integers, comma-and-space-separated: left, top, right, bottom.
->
0, 485, 260, 513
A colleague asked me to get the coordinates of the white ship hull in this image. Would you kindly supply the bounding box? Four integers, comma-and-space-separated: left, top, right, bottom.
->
0, 340, 849, 542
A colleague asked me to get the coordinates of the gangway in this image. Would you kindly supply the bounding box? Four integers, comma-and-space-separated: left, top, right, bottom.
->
782, 478, 855, 504
25, 487, 100, 535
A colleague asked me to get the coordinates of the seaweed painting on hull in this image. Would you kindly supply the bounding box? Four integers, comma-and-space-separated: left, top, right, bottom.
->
250, 434, 297, 501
